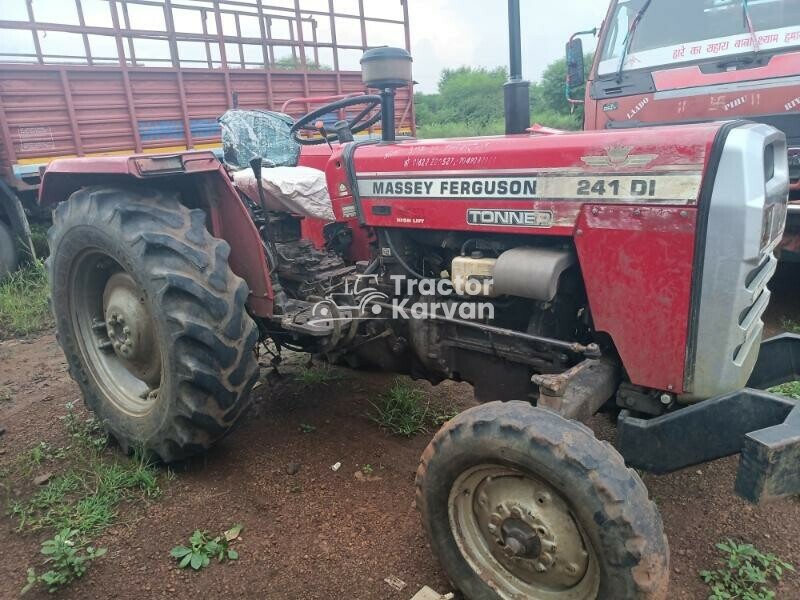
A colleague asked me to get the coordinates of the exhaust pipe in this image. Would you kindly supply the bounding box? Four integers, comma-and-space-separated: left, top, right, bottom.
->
504, 0, 531, 135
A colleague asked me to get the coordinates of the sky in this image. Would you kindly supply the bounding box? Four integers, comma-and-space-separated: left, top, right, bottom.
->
408, 1, 607, 93
0, 0, 608, 94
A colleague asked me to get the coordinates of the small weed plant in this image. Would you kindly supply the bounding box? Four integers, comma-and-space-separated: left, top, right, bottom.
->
171, 524, 243, 571
61, 402, 107, 452
700, 539, 794, 600
22, 528, 106, 594
293, 364, 344, 390
370, 379, 430, 437
781, 317, 800, 335
432, 406, 460, 427
768, 381, 800, 400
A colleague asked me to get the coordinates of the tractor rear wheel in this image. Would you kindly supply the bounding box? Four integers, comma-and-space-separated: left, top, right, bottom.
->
47, 186, 259, 462
0, 219, 19, 279
416, 402, 669, 600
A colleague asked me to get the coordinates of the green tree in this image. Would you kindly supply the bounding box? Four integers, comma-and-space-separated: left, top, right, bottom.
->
413, 56, 594, 136
273, 55, 331, 71
529, 54, 593, 124
415, 66, 507, 126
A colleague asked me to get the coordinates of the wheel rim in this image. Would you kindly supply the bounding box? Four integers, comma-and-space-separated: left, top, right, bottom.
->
70, 249, 163, 416
449, 464, 600, 600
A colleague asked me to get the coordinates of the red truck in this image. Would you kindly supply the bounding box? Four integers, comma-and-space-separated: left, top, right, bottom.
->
0, 0, 413, 278
566, 0, 800, 259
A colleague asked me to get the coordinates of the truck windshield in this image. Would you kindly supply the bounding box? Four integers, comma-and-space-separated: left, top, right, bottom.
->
598, 0, 800, 76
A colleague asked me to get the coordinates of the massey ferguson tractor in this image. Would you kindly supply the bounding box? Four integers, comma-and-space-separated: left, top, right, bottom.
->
38, 2, 800, 598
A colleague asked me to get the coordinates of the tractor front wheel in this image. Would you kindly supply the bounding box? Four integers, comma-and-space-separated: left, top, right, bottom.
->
48, 186, 259, 462
416, 402, 670, 600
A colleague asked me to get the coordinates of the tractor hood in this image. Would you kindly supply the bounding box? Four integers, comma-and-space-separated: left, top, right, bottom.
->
337, 122, 725, 234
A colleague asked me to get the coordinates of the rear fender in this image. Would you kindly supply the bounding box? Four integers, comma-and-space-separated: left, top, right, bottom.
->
40, 152, 274, 317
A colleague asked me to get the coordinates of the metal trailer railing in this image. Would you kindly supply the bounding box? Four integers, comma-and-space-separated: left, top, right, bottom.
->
0, 0, 415, 189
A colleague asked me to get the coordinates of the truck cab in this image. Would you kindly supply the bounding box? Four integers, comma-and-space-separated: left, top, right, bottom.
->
568, 0, 800, 257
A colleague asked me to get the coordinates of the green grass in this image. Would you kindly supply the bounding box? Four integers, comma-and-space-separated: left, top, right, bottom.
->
292, 364, 345, 390
29, 223, 50, 259
0, 259, 51, 338
768, 381, 800, 399
9, 450, 160, 538
370, 379, 430, 437
431, 406, 460, 427
7, 404, 162, 539
417, 120, 506, 139
10, 408, 162, 596
781, 317, 800, 334
416, 111, 581, 139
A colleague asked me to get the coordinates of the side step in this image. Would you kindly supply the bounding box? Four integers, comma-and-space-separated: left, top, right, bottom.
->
617, 334, 800, 503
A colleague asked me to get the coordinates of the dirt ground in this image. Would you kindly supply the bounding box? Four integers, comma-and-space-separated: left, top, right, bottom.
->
1, 264, 799, 599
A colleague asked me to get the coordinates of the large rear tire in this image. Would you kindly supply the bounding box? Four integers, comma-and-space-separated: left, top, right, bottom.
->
48, 186, 259, 462
416, 402, 670, 600
0, 219, 19, 279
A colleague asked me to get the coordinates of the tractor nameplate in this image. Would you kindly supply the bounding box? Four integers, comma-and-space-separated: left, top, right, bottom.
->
467, 209, 553, 228
357, 173, 702, 203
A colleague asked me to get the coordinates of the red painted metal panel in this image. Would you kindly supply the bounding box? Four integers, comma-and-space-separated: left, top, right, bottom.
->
651, 52, 800, 91
574, 205, 698, 393
349, 124, 716, 234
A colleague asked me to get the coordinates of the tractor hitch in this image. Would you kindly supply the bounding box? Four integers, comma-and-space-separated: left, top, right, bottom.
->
617, 333, 800, 503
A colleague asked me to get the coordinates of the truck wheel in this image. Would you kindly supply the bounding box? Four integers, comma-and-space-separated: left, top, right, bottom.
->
416, 402, 669, 600
47, 186, 259, 462
0, 219, 20, 278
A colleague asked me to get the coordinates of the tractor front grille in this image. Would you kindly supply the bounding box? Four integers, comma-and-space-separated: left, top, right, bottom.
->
685, 123, 788, 402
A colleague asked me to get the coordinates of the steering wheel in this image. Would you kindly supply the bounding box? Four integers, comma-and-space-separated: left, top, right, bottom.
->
290, 95, 383, 145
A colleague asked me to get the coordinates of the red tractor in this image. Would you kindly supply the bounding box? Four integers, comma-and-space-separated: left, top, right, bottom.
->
39, 3, 797, 598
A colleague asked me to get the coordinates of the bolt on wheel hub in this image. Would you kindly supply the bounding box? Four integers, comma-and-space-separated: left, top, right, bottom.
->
449, 465, 599, 598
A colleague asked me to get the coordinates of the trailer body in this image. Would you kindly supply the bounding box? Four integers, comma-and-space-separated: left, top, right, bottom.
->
0, 0, 414, 194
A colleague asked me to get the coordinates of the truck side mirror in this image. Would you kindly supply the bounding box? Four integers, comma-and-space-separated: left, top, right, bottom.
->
566, 38, 585, 89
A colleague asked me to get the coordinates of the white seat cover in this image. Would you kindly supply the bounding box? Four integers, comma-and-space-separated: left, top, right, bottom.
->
234, 166, 335, 222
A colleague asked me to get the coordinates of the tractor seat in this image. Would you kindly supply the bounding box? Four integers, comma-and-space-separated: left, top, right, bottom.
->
220, 109, 334, 221
232, 166, 335, 222
219, 109, 301, 170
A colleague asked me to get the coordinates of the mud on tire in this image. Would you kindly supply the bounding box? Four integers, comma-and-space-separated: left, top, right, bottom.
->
47, 186, 259, 462
415, 401, 670, 600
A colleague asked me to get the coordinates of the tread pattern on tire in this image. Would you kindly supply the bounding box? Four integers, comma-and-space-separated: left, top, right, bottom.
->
415, 401, 670, 600
48, 186, 259, 462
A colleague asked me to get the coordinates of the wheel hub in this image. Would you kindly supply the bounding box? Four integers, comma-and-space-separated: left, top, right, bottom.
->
450, 466, 598, 598
499, 517, 543, 561
102, 272, 161, 387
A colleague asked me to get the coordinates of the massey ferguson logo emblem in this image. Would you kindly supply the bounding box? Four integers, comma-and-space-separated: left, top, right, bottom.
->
581, 146, 658, 169
467, 209, 553, 228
